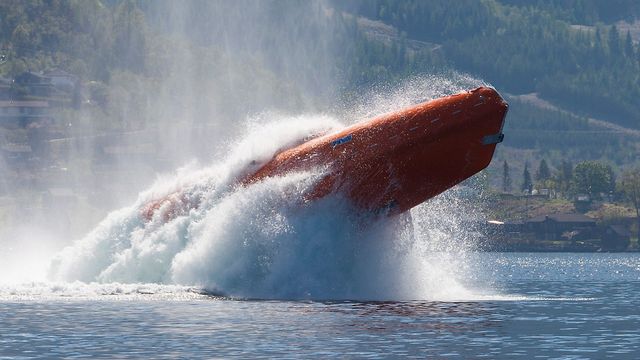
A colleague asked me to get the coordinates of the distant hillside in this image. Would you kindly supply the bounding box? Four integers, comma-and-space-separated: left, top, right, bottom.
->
1, 0, 638, 173
334, 0, 640, 131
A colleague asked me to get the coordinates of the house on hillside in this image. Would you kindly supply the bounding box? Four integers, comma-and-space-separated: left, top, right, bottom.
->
574, 194, 591, 212
13, 71, 55, 98
0, 142, 32, 162
0, 77, 11, 100
524, 213, 597, 241
11, 70, 79, 107
602, 225, 631, 251
43, 69, 78, 93
486, 213, 632, 251
0, 100, 52, 129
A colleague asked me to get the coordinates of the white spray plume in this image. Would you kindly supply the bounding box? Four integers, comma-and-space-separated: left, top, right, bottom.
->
46, 73, 492, 301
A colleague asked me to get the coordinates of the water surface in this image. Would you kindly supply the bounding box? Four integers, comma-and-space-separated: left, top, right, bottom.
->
2, 252, 639, 359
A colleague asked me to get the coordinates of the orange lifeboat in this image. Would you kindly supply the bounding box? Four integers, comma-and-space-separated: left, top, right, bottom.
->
142, 86, 508, 221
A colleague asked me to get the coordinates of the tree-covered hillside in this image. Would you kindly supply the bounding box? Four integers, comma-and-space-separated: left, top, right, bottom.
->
1, 0, 639, 168
335, 0, 640, 130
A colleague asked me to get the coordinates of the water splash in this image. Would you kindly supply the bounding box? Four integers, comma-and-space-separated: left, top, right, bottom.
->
342, 73, 487, 123
39, 76, 492, 300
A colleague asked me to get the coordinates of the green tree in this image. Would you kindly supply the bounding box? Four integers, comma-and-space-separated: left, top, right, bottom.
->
624, 30, 634, 58
619, 167, 640, 240
113, 1, 148, 73
608, 25, 621, 55
522, 163, 533, 194
536, 158, 551, 182
502, 160, 512, 192
571, 161, 614, 198
559, 160, 573, 196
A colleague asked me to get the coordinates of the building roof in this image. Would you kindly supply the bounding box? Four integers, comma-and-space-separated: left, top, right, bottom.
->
0, 100, 49, 108
608, 224, 631, 237
528, 213, 596, 223
1, 143, 32, 153
43, 68, 77, 79
14, 71, 51, 84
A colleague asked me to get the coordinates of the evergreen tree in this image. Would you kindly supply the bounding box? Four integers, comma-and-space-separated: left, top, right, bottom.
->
502, 160, 512, 192
595, 27, 603, 48
522, 163, 533, 193
558, 159, 573, 193
536, 158, 551, 182
619, 167, 640, 242
624, 30, 634, 58
608, 25, 620, 55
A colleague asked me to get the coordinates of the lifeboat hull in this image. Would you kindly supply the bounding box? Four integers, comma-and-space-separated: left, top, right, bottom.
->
143, 87, 508, 221
243, 86, 508, 215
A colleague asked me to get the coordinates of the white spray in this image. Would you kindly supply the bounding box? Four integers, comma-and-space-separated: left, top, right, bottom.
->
44, 75, 489, 300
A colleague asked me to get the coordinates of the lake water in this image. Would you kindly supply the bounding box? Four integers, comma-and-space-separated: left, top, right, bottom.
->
1, 252, 639, 359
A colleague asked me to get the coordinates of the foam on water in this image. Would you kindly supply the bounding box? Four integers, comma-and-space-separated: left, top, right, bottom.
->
3, 75, 504, 301
0, 282, 208, 302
